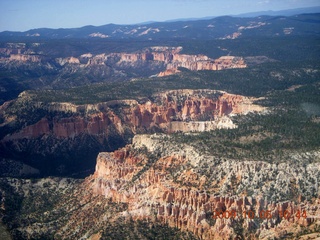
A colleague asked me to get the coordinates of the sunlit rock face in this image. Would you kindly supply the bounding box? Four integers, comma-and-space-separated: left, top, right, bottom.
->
90, 134, 320, 239
128, 89, 264, 132
9, 54, 42, 62
2, 89, 263, 141
0, 89, 263, 176
110, 46, 247, 76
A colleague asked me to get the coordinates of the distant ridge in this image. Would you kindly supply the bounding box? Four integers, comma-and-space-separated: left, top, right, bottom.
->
0, 10, 319, 40
235, 6, 320, 17
163, 6, 320, 22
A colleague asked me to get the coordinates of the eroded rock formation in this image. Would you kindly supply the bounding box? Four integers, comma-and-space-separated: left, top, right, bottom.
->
9, 54, 42, 62
129, 90, 264, 132
109, 47, 247, 75
89, 134, 320, 239
2, 90, 264, 142
0, 45, 247, 79
0, 89, 264, 175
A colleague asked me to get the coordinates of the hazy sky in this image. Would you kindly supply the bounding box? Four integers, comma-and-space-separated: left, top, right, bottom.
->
0, 0, 319, 32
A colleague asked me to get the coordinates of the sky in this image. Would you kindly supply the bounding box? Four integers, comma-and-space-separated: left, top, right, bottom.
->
0, 0, 319, 32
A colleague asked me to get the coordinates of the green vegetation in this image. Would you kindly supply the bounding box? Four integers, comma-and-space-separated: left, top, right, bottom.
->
0, 181, 23, 228
1, 35, 319, 104
0, 177, 198, 240
1, 57, 318, 177
131, 146, 160, 183
101, 218, 199, 240
182, 36, 320, 61
171, 84, 320, 163
22, 60, 320, 104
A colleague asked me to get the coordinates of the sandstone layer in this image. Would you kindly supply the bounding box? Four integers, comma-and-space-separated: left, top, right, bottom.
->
1, 45, 246, 76
0, 89, 264, 176
89, 134, 320, 239
2, 89, 264, 141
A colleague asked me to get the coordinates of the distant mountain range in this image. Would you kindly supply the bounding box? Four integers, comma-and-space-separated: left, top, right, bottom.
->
164, 6, 320, 22
0, 7, 319, 40
235, 5, 320, 17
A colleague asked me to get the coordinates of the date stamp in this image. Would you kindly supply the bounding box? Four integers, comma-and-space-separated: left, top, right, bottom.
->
212, 209, 307, 220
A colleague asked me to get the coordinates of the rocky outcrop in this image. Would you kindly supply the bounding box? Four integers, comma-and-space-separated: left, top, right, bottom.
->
90, 134, 320, 239
168, 117, 237, 132
1, 45, 247, 79
56, 56, 80, 66
89, 32, 109, 38
109, 47, 246, 75
2, 90, 264, 142
5, 117, 50, 139
9, 54, 42, 62
0, 90, 264, 176
4, 112, 123, 141
1, 133, 318, 239
85, 54, 107, 66
128, 90, 264, 132
158, 68, 180, 77
45, 46, 245, 75
118, 52, 154, 62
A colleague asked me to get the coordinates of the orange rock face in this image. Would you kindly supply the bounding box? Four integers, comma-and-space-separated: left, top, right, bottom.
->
4, 112, 123, 141
158, 68, 180, 77
2, 90, 263, 141
9, 54, 42, 62
7, 117, 50, 139
112, 47, 246, 76
90, 146, 320, 240
2, 46, 246, 79
127, 91, 255, 132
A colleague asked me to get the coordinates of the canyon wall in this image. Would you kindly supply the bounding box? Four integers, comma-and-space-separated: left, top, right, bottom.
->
3, 112, 123, 141
110, 47, 247, 75
2, 90, 264, 141
168, 117, 237, 133
9, 54, 42, 62
1, 45, 246, 75
128, 90, 264, 132
89, 134, 320, 239
0, 89, 264, 176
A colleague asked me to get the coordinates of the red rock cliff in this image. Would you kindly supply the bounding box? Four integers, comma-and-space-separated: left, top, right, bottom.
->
128, 90, 263, 132
90, 143, 320, 239
2, 90, 264, 141
109, 46, 246, 75
4, 112, 123, 141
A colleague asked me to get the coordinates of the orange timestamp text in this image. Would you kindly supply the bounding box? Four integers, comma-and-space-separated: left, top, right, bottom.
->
212, 209, 307, 220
